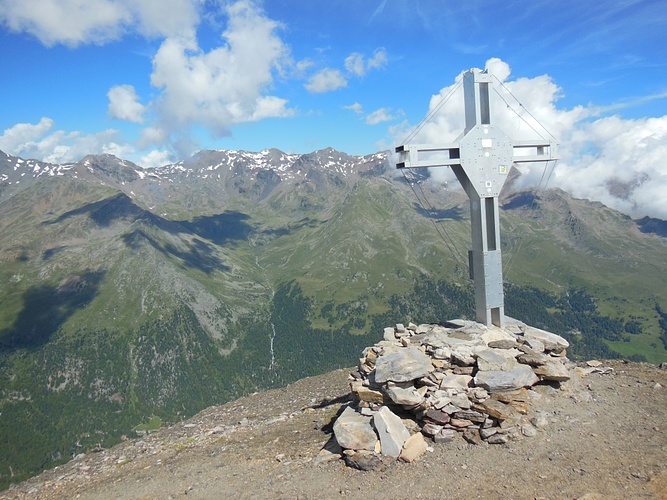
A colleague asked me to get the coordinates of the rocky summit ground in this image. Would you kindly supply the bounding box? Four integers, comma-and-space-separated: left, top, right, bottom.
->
3, 360, 667, 500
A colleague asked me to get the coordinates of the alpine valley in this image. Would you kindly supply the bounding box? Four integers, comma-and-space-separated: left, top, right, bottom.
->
1, 147, 667, 489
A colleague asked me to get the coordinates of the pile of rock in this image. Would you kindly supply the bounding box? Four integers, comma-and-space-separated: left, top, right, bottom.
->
329, 317, 573, 467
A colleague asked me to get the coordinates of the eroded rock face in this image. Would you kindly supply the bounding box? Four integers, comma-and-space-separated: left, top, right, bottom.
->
332, 317, 575, 467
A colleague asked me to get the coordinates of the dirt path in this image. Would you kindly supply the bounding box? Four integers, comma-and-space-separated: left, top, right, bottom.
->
3, 361, 667, 500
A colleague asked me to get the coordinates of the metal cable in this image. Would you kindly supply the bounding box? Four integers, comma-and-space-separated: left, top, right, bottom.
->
401, 80, 462, 145
401, 169, 467, 277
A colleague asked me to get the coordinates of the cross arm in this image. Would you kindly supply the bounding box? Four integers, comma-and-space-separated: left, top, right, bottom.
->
512, 140, 558, 163
395, 144, 461, 169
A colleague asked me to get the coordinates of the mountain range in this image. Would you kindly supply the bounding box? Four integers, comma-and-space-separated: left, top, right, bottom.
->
1, 146, 667, 488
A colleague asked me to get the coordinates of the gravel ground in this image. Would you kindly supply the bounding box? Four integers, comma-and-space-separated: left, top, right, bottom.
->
3, 360, 667, 500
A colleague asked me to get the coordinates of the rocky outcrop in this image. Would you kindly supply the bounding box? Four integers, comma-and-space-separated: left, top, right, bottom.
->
330, 317, 573, 466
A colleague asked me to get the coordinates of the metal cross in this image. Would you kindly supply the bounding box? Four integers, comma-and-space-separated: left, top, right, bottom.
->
395, 69, 558, 327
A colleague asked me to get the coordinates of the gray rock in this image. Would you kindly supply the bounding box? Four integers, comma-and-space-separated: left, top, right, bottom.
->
487, 339, 519, 349
521, 325, 569, 352
533, 360, 571, 382
383, 327, 396, 341
476, 349, 518, 371
439, 374, 472, 390
517, 352, 548, 366
480, 427, 498, 439
521, 423, 538, 437
384, 381, 424, 407
374, 347, 433, 383
463, 428, 482, 445
333, 406, 378, 451
421, 422, 444, 436
486, 433, 509, 444
433, 428, 457, 443
451, 345, 479, 366
523, 338, 545, 353
373, 406, 411, 458
474, 365, 539, 392
344, 450, 384, 471
453, 410, 487, 423
315, 437, 343, 465
448, 393, 472, 409
530, 413, 549, 428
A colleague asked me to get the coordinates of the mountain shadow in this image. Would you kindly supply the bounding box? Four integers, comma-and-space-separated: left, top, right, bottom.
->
177, 212, 254, 245
502, 192, 538, 210
43, 192, 148, 227
123, 229, 230, 274
0, 270, 105, 352
636, 216, 667, 238
412, 202, 463, 221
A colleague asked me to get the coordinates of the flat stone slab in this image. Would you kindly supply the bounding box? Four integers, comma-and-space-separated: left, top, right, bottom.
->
521, 325, 569, 352
373, 406, 410, 458
384, 381, 424, 407
474, 365, 539, 392
476, 349, 519, 371
374, 347, 433, 383
534, 360, 571, 381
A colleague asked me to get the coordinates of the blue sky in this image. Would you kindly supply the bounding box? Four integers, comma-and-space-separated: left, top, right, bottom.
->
1, 0, 667, 217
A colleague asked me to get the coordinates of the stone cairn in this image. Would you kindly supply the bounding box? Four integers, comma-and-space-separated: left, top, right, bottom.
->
326, 317, 573, 469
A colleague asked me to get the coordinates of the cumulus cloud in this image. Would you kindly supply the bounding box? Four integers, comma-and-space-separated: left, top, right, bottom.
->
307, 48, 387, 93
344, 53, 365, 77
304, 68, 347, 93
0, 0, 200, 46
108, 85, 145, 122
345, 48, 388, 77
140, 149, 174, 169
0, 117, 133, 163
366, 48, 388, 71
343, 102, 363, 114
148, 1, 293, 155
366, 107, 396, 125
396, 57, 667, 219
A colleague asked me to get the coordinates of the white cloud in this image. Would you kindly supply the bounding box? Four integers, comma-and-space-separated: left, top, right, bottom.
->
304, 68, 347, 94
307, 48, 387, 93
146, 1, 293, 155
397, 57, 667, 219
367, 48, 388, 71
140, 149, 174, 169
129, 0, 200, 39
344, 53, 365, 77
0, 117, 54, 152
0, 117, 133, 163
344, 102, 363, 114
344, 48, 388, 77
0, 0, 200, 46
108, 85, 145, 123
366, 107, 395, 125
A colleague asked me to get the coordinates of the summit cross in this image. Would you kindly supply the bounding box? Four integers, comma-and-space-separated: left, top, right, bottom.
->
395, 69, 558, 328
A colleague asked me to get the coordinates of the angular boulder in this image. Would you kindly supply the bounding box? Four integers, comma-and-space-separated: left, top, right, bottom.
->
373, 406, 411, 458
522, 325, 569, 352
374, 347, 433, 383
333, 406, 378, 451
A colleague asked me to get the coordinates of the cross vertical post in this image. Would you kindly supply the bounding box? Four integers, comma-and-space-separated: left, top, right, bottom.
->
396, 69, 557, 327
